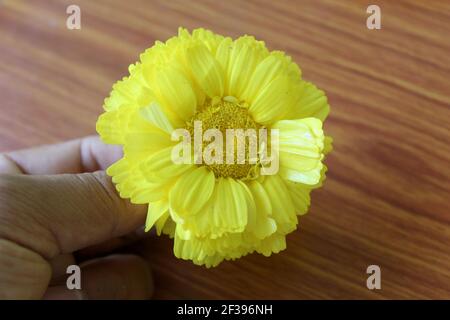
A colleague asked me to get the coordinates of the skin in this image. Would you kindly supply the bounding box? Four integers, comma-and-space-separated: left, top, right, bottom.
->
0, 136, 153, 299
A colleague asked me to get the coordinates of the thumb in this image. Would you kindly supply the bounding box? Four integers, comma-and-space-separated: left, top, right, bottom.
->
0, 171, 146, 299
0, 171, 146, 259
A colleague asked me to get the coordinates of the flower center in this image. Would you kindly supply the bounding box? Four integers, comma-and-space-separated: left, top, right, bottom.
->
186, 97, 260, 180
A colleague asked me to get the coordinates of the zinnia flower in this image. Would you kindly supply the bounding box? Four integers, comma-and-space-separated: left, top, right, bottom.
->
96, 28, 332, 267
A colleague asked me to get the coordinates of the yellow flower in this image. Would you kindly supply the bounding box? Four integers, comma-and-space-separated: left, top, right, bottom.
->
96, 28, 332, 267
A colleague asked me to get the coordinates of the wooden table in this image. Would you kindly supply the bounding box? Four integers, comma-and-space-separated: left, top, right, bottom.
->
1, 0, 449, 299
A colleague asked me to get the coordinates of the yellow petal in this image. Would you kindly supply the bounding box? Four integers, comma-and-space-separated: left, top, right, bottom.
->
140, 146, 193, 184
169, 166, 215, 223
262, 175, 297, 234
211, 178, 248, 233
175, 223, 192, 240
288, 81, 330, 121
139, 102, 174, 134
185, 43, 224, 98
96, 104, 136, 144
324, 135, 333, 155
104, 74, 146, 112
273, 51, 302, 81
150, 65, 197, 122
226, 36, 268, 97
241, 54, 288, 103
124, 132, 172, 162
272, 118, 325, 185
240, 181, 257, 233
185, 201, 214, 238
286, 181, 311, 215
192, 28, 224, 55
132, 146, 193, 204
123, 109, 173, 160
215, 37, 233, 90
173, 234, 216, 264
145, 200, 169, 232
108, 159, 168, 203
249, 75, 295, 125
216, 37, 233, 74
107, 157, 131, 184
187, 177, 250, 238
256, 233, 287, 257
130, 181, 168, 204
162, 217, 176, 238
113, 161, 164, 203
155, 212, 170, 236
247, 180, 277, 239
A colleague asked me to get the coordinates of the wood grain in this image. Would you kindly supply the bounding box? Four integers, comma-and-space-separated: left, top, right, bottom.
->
1, 0, 449, 299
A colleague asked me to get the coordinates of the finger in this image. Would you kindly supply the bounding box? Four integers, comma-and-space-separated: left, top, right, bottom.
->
49, 253, 76, 285
75, 226, 153, 260
0, 154, 22, 174
0, 136, 146, 286
0, 239, 51, 299
51, 227, 154, 282
0, 172, 146, 260
43, 254, 153, 300
0, 136, 122, 174
80, 254, 153, 300
49, 228, 152, 287
49, 228, 149, 284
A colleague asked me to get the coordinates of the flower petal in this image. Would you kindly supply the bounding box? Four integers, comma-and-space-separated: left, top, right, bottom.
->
241, 52, 297, 103
145, 200, 169, 232
262, 175, 297, 234
104, 71, 149, 112
215, 37, 233, 89
211, 178, 249, 233
225, 36, 268, 97
173, 235, 224, 268
140, 146, 193, 184
107, 158, 167, 204
192, 28, 224, 55
169, 166, 215, 223
185, 43, 224, 98
96, 104, 136, 144
256, 233, 287, 257
139, 102, 174, 134
286, 181, 311, 215
249, 75, 295, 125
155, 212, 170, 236
324, 135, 333, 155
272, 118, 325, 185
123, 109, 174, 160
150, 66, 197, 122
247, 180, 277, 239
288, 81, 330, 121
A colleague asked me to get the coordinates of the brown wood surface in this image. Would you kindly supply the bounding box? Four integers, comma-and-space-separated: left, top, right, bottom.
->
1, 0, 449, 299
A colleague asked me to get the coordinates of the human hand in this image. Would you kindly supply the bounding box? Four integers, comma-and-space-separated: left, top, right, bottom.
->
0, 136, 153, 299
